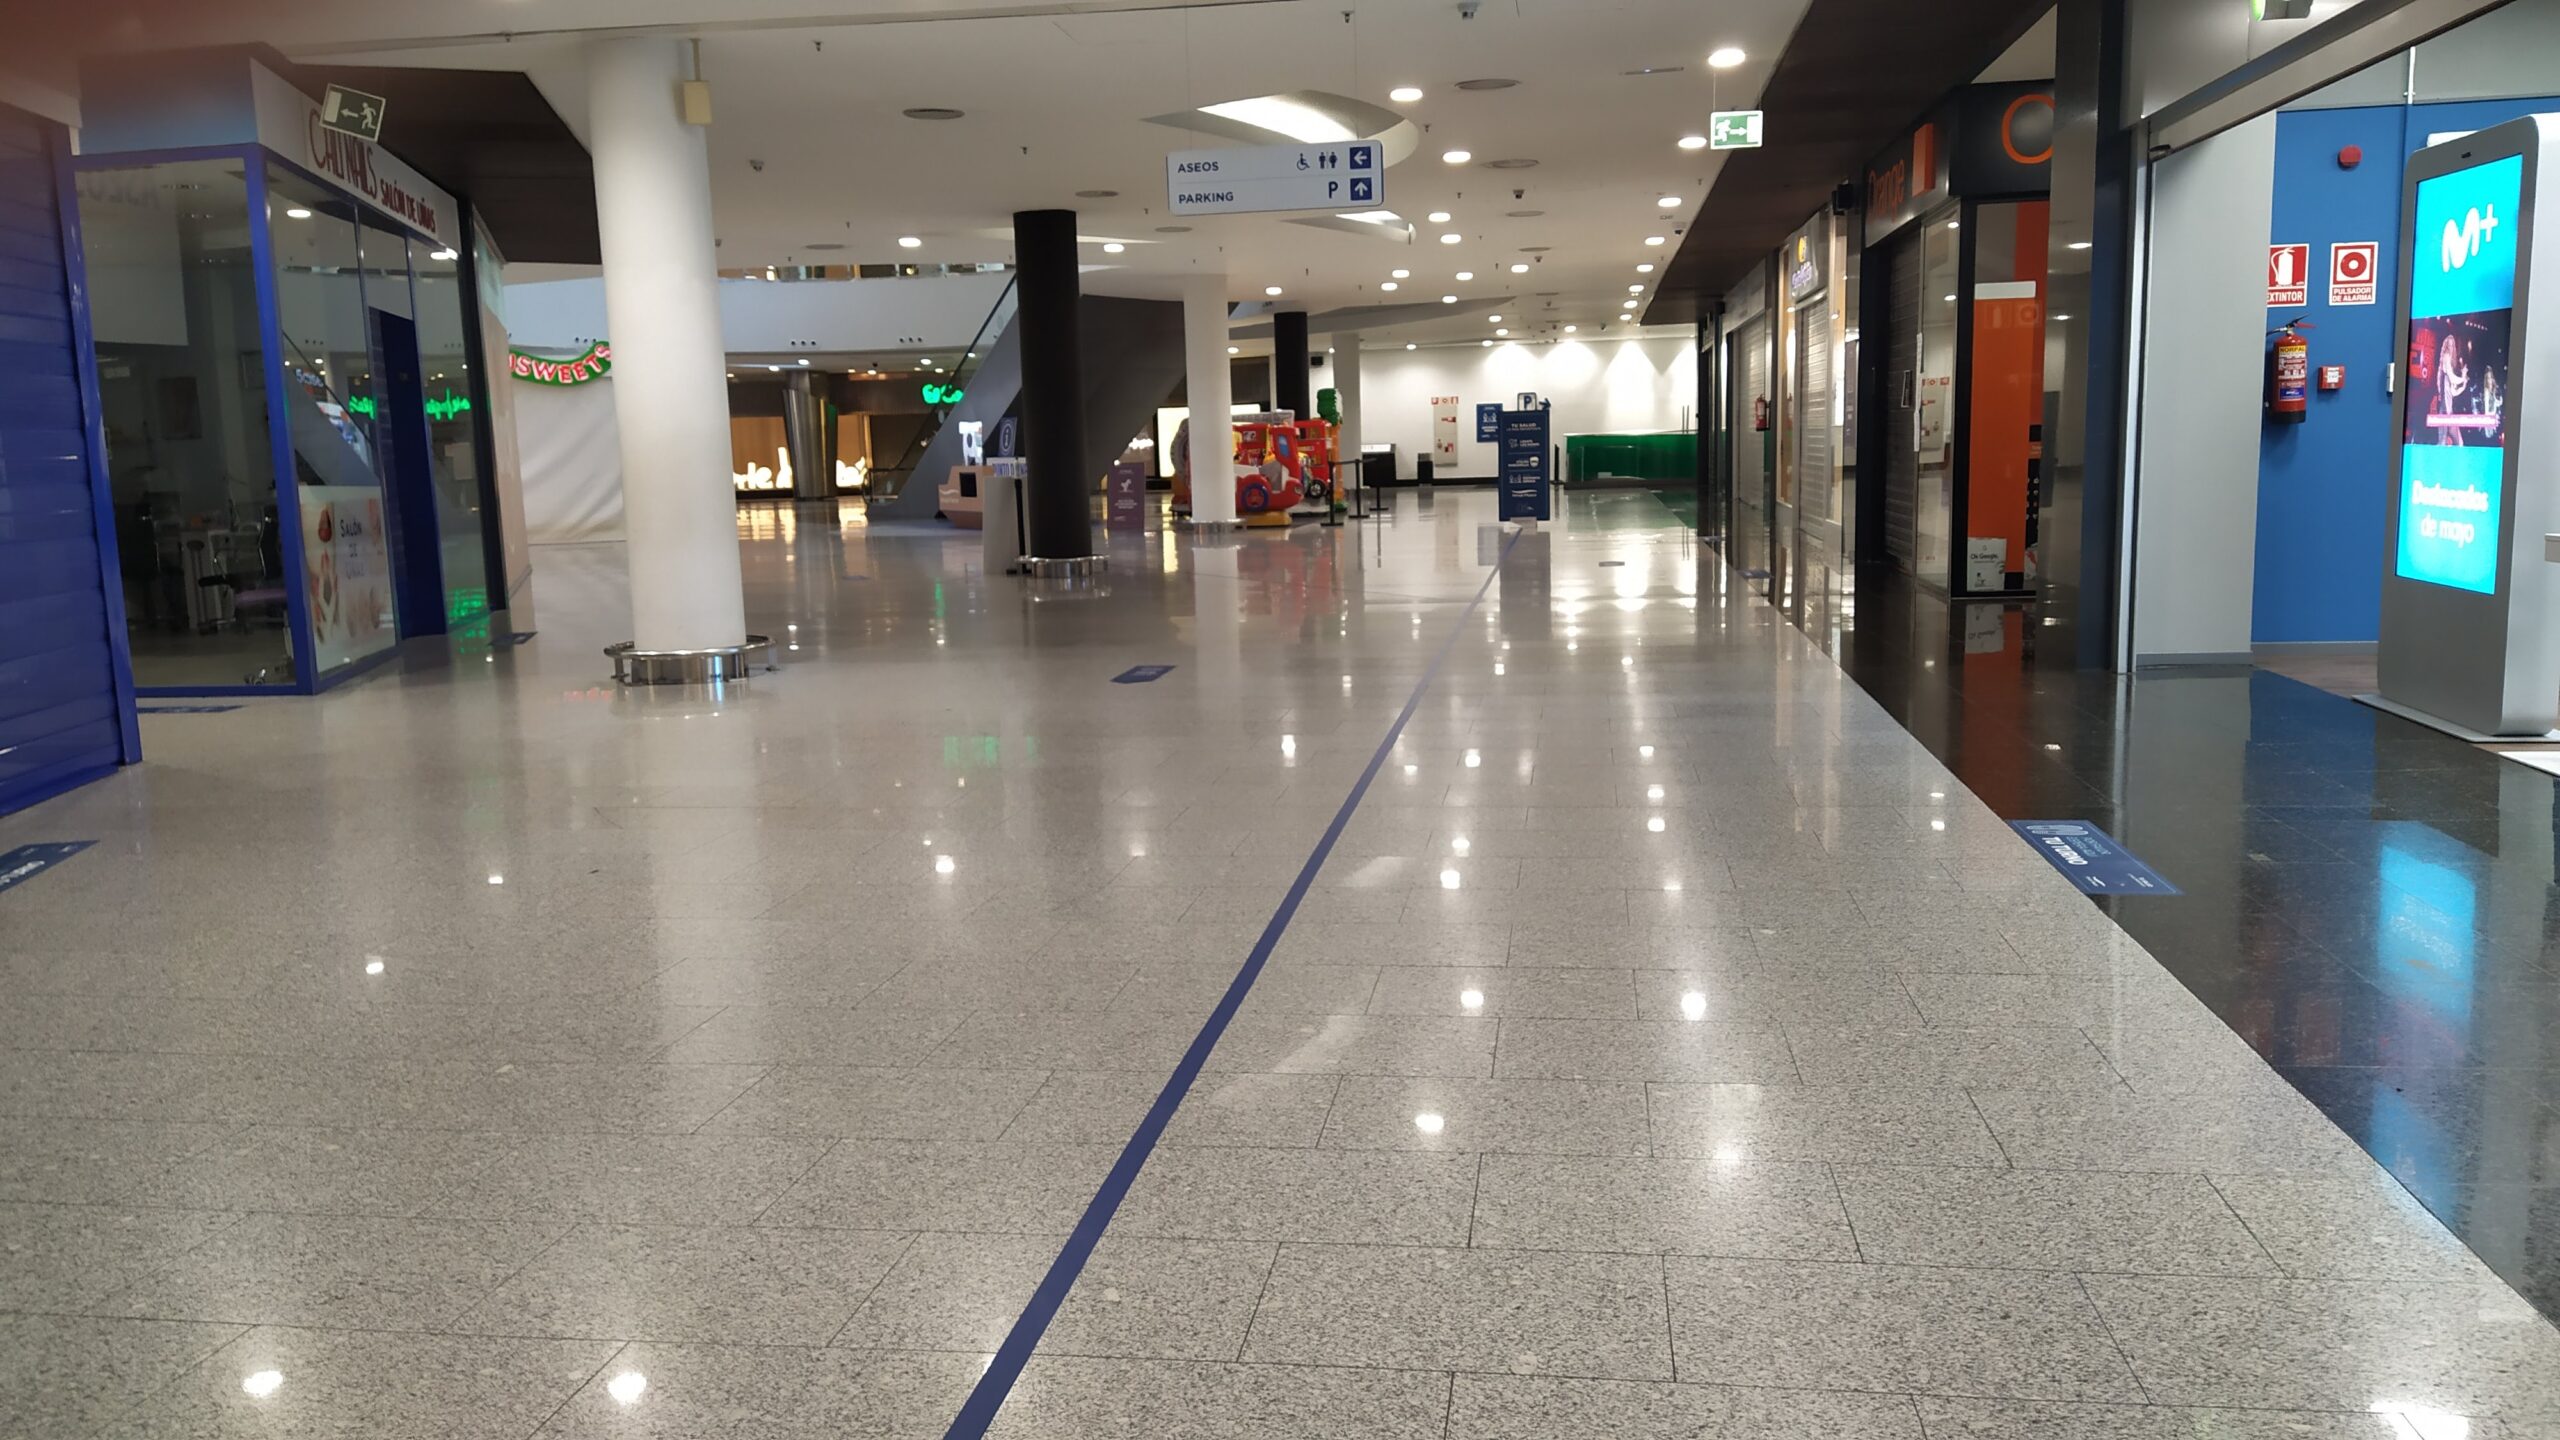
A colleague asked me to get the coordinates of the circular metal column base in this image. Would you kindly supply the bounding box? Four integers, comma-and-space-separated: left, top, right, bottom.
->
603, 636, 774, 685
1020, 555, 1108, 578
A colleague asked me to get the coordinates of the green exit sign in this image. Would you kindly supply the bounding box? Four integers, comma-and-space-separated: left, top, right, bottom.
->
1710, 111, 1764, 150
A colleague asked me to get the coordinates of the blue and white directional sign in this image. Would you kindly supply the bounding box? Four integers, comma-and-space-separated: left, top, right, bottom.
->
2008, 821, 2182, 895
1166, 141, 1384, 217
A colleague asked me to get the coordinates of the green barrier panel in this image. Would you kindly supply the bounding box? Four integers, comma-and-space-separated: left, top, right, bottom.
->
1564, 432, 1696, 485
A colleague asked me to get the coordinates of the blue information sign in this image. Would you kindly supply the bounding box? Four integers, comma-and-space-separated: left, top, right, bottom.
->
2008, 821, 2182, 896
1496, 405, 1551, 522
1112, 665, 1176, 684
0, 842, 94, 897
1476, 404, 1501, 442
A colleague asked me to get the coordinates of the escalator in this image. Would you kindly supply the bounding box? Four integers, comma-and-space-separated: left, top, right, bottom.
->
869, 281, 1187, 523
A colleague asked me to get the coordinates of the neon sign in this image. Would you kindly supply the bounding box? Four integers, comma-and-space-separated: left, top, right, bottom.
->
509, 342, 612, 385
922, 382, 966, 406
341, 391, 471, 422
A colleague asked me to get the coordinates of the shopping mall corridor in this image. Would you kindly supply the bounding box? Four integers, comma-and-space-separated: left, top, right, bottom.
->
0, 492, 2556, 1438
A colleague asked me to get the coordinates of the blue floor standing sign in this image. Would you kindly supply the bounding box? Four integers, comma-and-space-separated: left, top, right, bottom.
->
1498, 403, 1551, 522
1112, 665, 1176, 684
2008, 821, 2182, 895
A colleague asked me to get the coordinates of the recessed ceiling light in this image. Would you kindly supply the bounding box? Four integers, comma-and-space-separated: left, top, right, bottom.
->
1406, 342, 1417, 349
1441, 149, 1472, 165
1644, 236, 1666, 246
1441, 294, 1457, 304
903, 106, 966, 120
1494, 328, 1508, 336
1454, 78, 1519, 91
1509, 263, 1529, 274
1440, 233, 1462, 245
1102, 242, 1125, 253
1391, 269, 1411, 279
897, 236, 922, 248
1427, 211, 1452, 223
1563, 324, 1577, 333
1227, 345, 1240, 354
284, 207, 312, 219
1456, 270, 1475, 281
1677, 135, 1708, 151
1487, 313, 1502, 322
2054, 313, 2073, 320
1075, 189, 1119, 198
1707, 46, 1746, 69
1265, 285, 1284, 296
1946, 219, 1961, 229
1390, 85, 1424, 103
1482, 339, 1493, 347
1629, 284, 1644, 293
1623, 299, 1639, 308
1381, 281, 1399, 291
1637, 263, 1656, 273
2068, 240, 2093, 251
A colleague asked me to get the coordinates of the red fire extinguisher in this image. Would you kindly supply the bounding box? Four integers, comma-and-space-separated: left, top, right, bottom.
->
2268, 317, 2312, 424
1752, 395, 1771, 432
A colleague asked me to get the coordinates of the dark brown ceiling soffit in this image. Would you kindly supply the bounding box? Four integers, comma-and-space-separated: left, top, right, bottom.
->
1644, 0, 2049, 327
273, 59, 599, 266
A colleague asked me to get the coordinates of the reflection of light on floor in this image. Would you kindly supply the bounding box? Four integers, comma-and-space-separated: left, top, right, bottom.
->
2374, 1402, 2469, 1439
2495, 749, 2560, 777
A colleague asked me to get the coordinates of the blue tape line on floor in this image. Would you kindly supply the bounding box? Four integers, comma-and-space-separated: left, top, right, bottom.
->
2009, 820, 2182, 896
138, 705, 242, 714
1111, 665, 1176, 684
939, 531, 1522, 1440
0, 842, 94, 896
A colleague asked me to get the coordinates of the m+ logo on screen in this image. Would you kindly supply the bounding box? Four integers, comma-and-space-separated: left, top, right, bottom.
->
2445, 204, 2501, 272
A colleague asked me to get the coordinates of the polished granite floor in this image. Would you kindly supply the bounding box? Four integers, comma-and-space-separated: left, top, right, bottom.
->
0, 490, 2556, 1437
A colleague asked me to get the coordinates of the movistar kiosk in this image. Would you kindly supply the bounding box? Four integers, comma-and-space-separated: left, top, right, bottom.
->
2376, 117, 2560, 738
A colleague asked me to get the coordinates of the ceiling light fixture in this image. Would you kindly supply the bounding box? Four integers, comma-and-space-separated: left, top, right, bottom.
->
1494, 328, 1508, 336
1441, 149, 1472, 165
1677, 135, 1708, 151
1102, 242, 1125, 253
1657, 195, 1682, 209
1439, 233, 1462, 245
1629, 284, 1645, 293
1075, 188, 1119, 198
1406, 342, 1417, 349
1563, 324, 1578, 333
897, 235, 922, 248
1644, 235, 1666, 246
1707, 46, 1746, 69
1637, 263, 1656, 273
1456, 270, 1475, 281
1381, 281, 1399, 291
1428, 210, 1452, 223
1442, 294, 1458, 304
1266, 285, 1284, 296
1227, 345, 1240, 354
1390, 85, 1424, 103
1509, 262, 1529, 274
284, 207, 312, 219
1201, 95, 1356, 143
2068, 240, 2093, 251
1391, 268, 1411, 278
1487, 314, 1502, 322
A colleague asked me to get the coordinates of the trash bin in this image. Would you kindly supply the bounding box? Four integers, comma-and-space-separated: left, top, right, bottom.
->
1416, 456, 1434, 486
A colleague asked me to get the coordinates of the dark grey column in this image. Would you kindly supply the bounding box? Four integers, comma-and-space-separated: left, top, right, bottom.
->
1273, 310, 1310, 419
1012, 209, 1096, 561
781, 371, 832, 502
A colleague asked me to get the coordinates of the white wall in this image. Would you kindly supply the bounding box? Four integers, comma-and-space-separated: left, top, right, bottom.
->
514, 380, 626, 544
1354, 335, 1697, 479
2131, 113, 2278, 663
503, 271, 1013, 353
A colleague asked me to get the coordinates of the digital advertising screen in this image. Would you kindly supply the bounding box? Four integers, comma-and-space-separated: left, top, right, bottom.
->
2397, 154, 2523, 595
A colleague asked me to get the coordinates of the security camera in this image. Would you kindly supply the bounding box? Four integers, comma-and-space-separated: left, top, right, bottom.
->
1457, 0, 1481, 17
1512, 188, 1525, 201
748, 158, 766, 173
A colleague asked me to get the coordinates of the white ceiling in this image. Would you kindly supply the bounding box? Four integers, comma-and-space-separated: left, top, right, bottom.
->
280, 0, 1809, 350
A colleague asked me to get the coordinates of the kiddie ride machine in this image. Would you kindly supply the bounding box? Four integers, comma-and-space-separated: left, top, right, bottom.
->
1176, 412, 1336, 527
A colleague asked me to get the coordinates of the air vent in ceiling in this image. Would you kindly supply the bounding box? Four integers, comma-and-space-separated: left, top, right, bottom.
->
1075, 189, 1120, 199
1156, 225, 1193, 234
803, 243, 846, 251
1454, 78, 1520, 91
1506, 209, 1545, 218
1483, 158, 1539, 170
902, 107, 965, 120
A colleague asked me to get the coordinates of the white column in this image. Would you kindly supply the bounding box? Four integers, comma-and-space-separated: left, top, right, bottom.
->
586, 37, 746, 651
1332, 331, 1363, 492
1182, 273, 1238, 526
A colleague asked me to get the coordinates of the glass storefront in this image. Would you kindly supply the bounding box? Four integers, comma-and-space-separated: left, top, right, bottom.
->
75, 142, 496, 692
78, 159, 293, 689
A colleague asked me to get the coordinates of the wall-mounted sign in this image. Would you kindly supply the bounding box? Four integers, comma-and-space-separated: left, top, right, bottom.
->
2330, 240, 2379, 305
509, 342, 612, 385
1709, 111, 1763, 150
319, 84, 387, 142
923, 382, 966, 406
1166, 141, 1384, 216
1785, 220, 1828, 305
1476, 403, 1501, 442
1864, 83, 2054, 246
252, 65, 458, 249
2268, 244, 2310, 307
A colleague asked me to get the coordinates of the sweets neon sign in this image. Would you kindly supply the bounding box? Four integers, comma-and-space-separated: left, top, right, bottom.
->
508, 342, 612, 385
